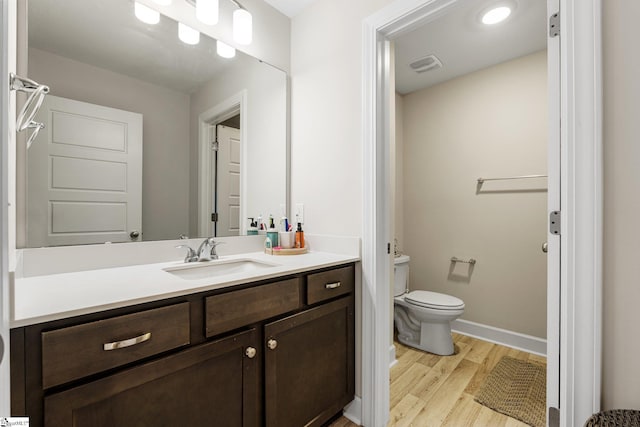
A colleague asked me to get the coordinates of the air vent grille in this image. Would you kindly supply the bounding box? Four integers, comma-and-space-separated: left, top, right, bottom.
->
409, 54, 443, 73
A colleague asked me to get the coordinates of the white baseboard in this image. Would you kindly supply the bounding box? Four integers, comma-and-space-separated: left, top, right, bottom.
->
451, 319, 547, 356
389, 344, 397, 368
343, 396, 362, 425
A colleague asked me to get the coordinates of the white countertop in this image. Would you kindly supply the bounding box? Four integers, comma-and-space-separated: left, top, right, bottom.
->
12, 250, 359, 328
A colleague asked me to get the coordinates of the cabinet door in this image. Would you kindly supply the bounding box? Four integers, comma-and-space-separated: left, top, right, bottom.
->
45, 329, 259, 427
264, 296, 354, 427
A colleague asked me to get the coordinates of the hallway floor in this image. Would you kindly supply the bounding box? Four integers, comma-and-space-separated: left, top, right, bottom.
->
329, 333, 546, 426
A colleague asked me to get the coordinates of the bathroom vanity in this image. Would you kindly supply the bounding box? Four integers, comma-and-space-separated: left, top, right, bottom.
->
10, 254, 356, 427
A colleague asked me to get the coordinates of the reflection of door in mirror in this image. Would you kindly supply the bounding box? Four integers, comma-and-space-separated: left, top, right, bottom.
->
214, 123, 240, 237
27, 95, 142, 246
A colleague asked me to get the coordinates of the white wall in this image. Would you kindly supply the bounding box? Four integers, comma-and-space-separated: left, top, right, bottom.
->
26, 48, 191, 242
601, 0, 640, 410
290, 0, 395, 236
400, 51, 548, 338
189, 56, 287, 237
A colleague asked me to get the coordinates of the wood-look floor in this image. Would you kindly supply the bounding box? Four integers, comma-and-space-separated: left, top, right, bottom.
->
328, 333, 546, 427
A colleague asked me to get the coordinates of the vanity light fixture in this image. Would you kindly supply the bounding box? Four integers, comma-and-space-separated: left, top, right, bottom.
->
134, 2, 160, 25
233, 7, 252, 45
216, 40, 236, 58
481, 6, 512, 25
178, 22, 200, 44
196, 0, 219, 25
187, 0, 253, 45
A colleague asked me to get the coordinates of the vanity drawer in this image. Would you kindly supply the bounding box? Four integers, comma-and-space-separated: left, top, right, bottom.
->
306, 265, 355, 305
206, 278, 301, 337
42, 302, 190, 389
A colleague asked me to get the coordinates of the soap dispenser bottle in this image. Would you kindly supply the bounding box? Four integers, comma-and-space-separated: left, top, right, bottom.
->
267, 215, 279, 247
295, 223, 305, 249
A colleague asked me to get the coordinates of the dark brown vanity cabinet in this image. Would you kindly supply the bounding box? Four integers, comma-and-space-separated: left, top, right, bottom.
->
264, 297, 354, 427
44, 329, 260, 427
11, 263, 355, 427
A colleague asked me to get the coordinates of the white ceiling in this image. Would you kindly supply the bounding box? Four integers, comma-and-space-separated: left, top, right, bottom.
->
394, 0, 547, 94
28, 0, 258, 93
263, 0, 318, 18
30, 0, 546, 96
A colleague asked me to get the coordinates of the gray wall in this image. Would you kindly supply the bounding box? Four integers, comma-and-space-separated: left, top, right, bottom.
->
26, 48, 191, 242
602, 0, 640, 410
399, 51, 548, 338
188, 57, 287, 238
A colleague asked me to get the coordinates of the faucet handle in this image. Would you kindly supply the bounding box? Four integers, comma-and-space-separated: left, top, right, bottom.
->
209, 240, 226, 259
176, 244, 198, 263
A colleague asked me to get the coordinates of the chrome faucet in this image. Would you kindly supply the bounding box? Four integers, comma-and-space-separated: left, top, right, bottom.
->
176, 237, 225, 263
197, 237, 222, 261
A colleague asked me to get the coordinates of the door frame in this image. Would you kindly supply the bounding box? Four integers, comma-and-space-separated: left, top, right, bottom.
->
0, 0, 15, 414
197, 90, 247, 237
361, 1, 602, 427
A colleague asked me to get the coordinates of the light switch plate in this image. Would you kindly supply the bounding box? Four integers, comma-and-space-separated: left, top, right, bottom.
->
295, 203, 304, 224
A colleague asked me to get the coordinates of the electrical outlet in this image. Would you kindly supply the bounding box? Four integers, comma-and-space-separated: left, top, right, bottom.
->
295, 203, 304, 224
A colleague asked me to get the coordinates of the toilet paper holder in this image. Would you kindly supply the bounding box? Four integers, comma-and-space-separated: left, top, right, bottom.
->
451, 257, 476, 265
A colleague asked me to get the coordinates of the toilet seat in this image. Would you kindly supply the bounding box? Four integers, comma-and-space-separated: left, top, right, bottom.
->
405, 290, 465, 310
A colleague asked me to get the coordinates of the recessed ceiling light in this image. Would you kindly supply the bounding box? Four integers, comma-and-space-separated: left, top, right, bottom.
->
481, 6, 511, 25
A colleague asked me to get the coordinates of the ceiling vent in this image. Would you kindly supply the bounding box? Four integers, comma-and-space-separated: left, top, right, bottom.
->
409, 54, 443, 73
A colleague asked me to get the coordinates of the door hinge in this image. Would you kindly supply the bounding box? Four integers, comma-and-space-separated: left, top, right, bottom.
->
550, 211, 561, 235
211, 212, 219, 222
548, 407, 560, 427
549, 12, 560, 38
211, 140, 219, 151
387, 243, 391, 254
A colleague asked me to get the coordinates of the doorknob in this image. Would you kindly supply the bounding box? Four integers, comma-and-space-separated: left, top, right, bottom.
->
542, 242, 548, 253
130, 230, 140, 239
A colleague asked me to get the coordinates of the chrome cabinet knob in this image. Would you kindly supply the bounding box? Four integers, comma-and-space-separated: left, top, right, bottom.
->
245, 347, 257, 359
130, 230, 140, 239
267, 338, 278, 350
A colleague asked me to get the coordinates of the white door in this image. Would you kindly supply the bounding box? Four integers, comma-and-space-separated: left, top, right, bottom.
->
28, 95, 142, 246
546, 0, 561, 421
214, 125, 240, 237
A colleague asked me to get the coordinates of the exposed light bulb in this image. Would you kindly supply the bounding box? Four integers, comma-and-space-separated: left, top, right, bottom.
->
233, 8, 252, 45
196, 0, 219, 26
134, 2, 160, 25
481, 6, 511, 25
178, 22, 200, 45
216, 40, 236, 58
152, 0, 172, 5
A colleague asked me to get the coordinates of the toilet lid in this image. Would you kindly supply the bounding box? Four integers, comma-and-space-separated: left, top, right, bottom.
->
405, 290, 465, 310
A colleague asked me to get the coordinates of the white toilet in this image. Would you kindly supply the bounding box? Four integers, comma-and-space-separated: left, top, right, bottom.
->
393, 255, 465, 355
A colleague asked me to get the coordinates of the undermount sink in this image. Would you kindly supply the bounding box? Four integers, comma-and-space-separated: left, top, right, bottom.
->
164, 259, 278, 280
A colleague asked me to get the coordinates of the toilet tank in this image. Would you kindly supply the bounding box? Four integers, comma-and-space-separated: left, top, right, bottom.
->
393, 255, 410, 297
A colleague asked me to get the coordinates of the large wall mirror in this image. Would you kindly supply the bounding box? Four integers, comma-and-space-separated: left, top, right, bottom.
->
19, 0, 287, 247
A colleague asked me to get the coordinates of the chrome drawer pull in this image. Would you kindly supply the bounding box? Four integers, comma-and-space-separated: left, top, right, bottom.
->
325, 282, 341, 289
103, 332, 152, 351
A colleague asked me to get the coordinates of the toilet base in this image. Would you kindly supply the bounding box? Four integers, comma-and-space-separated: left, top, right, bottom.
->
396, 321, 455, 356
394, 305, 457, 356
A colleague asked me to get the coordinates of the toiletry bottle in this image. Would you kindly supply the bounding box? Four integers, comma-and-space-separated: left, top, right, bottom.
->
267, 215, 279, 247
247, 218, 258, 235
295, 222, 305, 249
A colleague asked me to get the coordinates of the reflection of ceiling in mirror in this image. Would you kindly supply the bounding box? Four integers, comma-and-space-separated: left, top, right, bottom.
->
394, 0, 547, 95
28, 0, 255, 93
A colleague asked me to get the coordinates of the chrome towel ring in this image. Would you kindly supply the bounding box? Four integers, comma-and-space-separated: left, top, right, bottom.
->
9, 73, 50, 148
